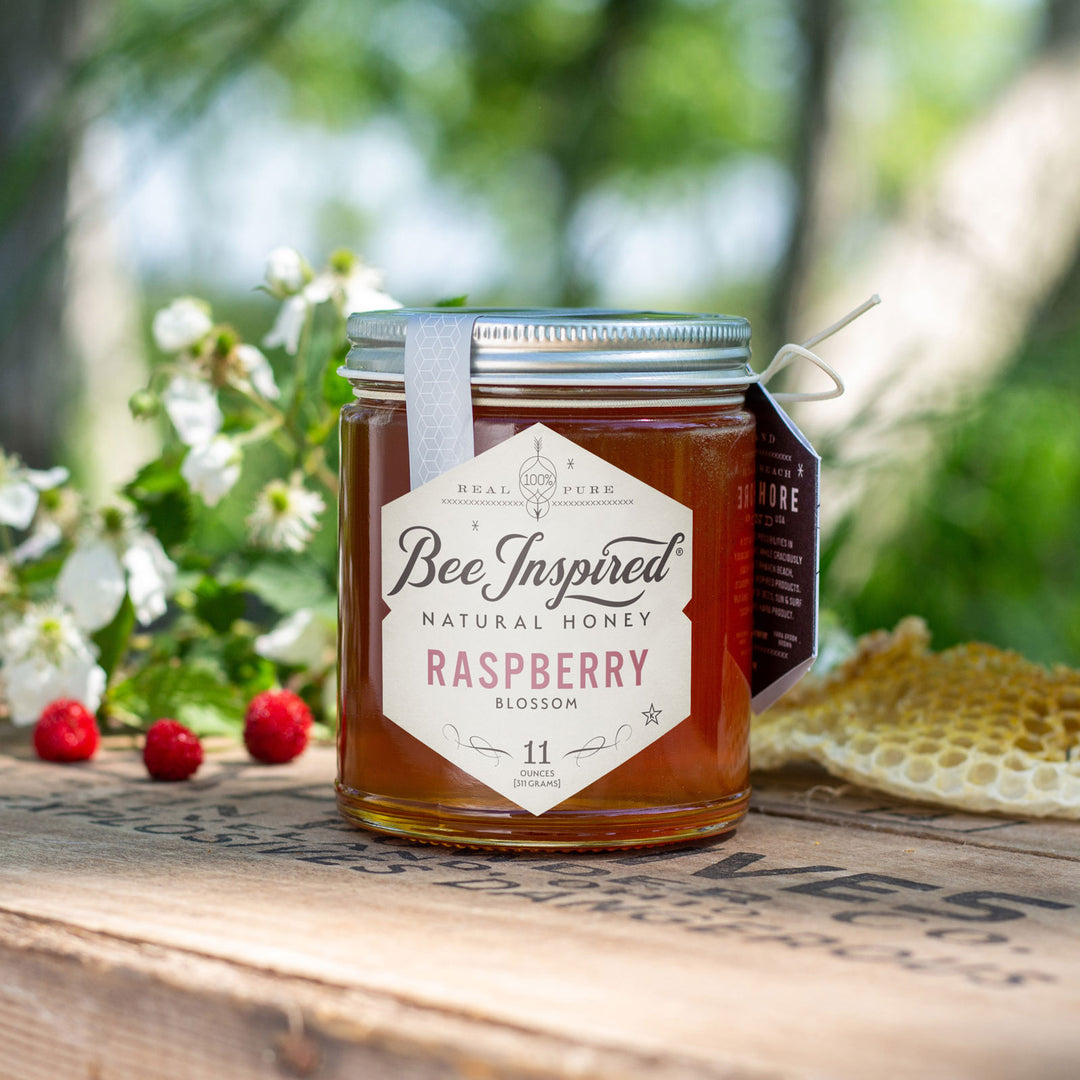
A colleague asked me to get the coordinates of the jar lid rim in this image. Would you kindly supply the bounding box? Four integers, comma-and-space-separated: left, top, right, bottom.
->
344, 308, 753, 385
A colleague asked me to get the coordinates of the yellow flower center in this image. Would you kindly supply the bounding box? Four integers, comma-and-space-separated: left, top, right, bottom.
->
38, 617, 66, 661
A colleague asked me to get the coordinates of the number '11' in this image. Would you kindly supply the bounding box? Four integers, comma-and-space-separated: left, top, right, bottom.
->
524, 740, 549, 764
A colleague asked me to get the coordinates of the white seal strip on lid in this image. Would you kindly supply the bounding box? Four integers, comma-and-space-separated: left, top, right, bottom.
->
403, 311, 480, 490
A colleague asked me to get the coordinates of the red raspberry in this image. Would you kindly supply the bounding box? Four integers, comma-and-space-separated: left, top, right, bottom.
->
33, 699, 100, 763
143, 719, 203, 781
243, 689, 312, 764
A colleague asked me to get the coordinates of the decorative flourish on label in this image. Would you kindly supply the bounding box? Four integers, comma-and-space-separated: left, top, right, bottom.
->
563, 724, 633, 765
443, 724, 512, 763
518, 436, 557, 520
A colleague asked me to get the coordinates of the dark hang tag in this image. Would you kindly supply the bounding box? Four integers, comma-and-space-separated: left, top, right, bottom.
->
746, 383, 820, 713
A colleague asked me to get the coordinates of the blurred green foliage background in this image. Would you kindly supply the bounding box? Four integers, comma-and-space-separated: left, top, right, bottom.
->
2, 0, 1079, 666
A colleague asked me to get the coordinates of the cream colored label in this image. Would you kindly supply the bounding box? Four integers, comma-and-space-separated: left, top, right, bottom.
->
381, 423, 692, 814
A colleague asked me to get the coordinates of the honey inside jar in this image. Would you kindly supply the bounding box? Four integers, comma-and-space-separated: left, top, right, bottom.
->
336, 311, 756, 849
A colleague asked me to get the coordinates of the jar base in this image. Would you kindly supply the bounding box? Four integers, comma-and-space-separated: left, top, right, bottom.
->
335, 783, 750, 851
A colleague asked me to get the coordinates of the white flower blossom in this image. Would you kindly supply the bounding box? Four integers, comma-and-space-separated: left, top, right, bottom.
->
11, 521, 63, 566
11, 487, 81, 566
264, 247, 308, 296
234, 343, 280, 401
0, 604, 106, 726
56, 508, 177, 632
0, 452, 68, 531
255, 608, 335, 671
56, 541, 127, 631
262, 253, 399, 356
122, 533, 176, 626
263, 293, 313, 355
339, 262, 402, 317
152, 298, 213, 354
247, 477, 325, 553
161, 373, 223, 447
181, 436, 242, 507
162, 342, 276, 447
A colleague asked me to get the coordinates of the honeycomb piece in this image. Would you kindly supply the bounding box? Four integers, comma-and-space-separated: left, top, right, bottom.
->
752, 617, 1080, 818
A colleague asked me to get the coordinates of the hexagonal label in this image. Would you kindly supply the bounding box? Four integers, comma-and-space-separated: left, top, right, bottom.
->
381, 423, 692, 814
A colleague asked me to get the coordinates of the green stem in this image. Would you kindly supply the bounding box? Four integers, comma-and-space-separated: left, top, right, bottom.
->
298, 304, 349, 500
233, 387, 306, 462
149, 363, 182, 392
285, 306, 316, 468
96, 594, 137, 687
305, 445, 339, 499
234, 414, 284, 448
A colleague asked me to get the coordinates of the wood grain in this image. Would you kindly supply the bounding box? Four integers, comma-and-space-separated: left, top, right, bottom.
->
1, 745, 1077, 1079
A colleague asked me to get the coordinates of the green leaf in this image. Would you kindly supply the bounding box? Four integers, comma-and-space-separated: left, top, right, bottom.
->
306, 412, 339, 448
15, 555, 64, 587
193, 576, 247, 634
110, 659, 246, 736
173, 702, 243, 737
93, 594, 136, 682
321, 348, 355, 413
243, 558, 332, 613
434, 295, 468, 307
124, 453, 194, 549
126, 454, 185, 495
221, 635, 277, 697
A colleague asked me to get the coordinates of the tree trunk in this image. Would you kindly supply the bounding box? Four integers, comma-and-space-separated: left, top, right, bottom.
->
0, 0, 89, 468
764, 0, 842, 357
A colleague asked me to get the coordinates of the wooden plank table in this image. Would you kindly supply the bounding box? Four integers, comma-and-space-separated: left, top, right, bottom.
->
1, 740, 1077, 1080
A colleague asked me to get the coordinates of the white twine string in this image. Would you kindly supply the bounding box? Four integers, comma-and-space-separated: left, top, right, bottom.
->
753, 294, 881, 403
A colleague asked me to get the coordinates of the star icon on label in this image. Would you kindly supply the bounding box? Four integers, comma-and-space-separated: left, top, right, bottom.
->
642, 703, 662, 725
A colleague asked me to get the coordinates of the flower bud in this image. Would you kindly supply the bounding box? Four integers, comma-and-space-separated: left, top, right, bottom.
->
265, 247, 308, 297
214, 327, 240, 355
129, 389, 161, 420
152, 297, 212, 354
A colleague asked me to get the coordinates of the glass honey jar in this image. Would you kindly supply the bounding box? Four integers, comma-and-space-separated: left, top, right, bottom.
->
336, 310, 757, 849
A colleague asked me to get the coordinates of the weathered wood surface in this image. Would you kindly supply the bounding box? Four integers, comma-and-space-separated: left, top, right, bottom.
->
1, 741, 1077, 1080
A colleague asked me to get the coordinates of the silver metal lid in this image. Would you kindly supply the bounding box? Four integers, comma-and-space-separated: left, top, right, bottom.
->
343, 308, 753, 387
